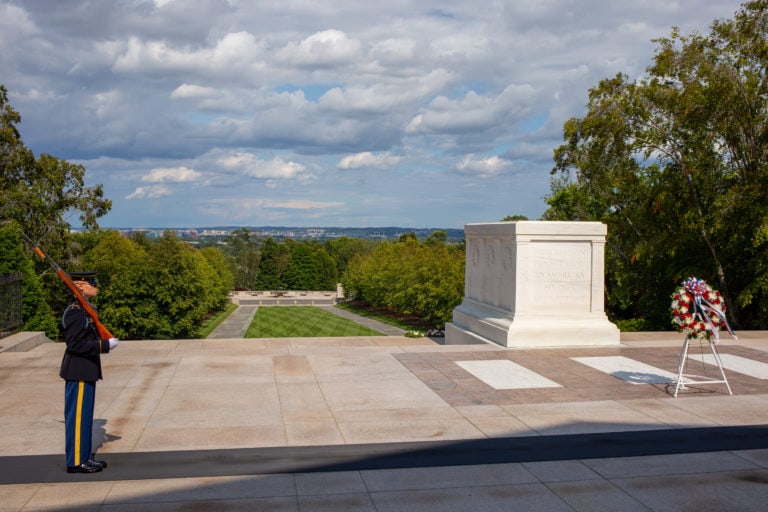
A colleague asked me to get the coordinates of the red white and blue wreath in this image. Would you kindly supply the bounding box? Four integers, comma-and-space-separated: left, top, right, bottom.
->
670, 277, 735, 342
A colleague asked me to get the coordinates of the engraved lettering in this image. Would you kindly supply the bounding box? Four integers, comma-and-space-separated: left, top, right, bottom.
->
529, 242, 591, 311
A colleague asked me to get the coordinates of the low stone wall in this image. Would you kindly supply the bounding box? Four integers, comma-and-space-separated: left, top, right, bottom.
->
0, 331, 53, 352
238, 297, 337, 306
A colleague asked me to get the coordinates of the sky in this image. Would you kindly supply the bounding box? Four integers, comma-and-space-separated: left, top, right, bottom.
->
0, 0, 747, 229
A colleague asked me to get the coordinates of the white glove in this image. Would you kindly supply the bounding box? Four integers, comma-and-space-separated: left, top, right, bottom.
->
108, 338, 119, 350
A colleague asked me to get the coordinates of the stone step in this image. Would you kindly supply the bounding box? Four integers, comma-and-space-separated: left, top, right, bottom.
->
0, 331, 53, 352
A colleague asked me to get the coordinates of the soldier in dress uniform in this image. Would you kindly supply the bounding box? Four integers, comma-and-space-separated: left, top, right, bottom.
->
61, 271, 118, 474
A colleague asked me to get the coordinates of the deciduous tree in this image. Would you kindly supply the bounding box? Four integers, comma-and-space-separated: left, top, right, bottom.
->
255, 237, 284, 290
341, 237, 465, 327
226, 228, 260, 290
0, 85, 111, 250
546, 1, 768, 329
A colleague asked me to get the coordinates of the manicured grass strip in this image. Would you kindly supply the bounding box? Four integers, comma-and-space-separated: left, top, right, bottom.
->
246, 306, 384, 338
197, 302, 238, 338
335, 302, 425, 331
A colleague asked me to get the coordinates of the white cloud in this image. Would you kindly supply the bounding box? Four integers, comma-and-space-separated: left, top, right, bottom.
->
1, 0, 747, 227
170, 84, 219, 99
337, 152, 400, 170
142, 166, 202, 183
126, 185, 172, 199
0, 4, 36, 36
217, 152, 307, 179
369, 38, 425, 66
407, 84, 537, 134
456, 155, 513, 178
113, 31, 265, 76
317, 78, 445, 114
276, 29, 362, 67
272, 199, 345, 209
199, 196, 346, 222
206, 197, 342, 210
15, 88, 59, 102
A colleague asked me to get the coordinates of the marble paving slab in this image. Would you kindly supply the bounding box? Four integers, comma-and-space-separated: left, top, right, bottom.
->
689, 353, 768, 379
571, 356, 677, 385
456, 360, 562, 389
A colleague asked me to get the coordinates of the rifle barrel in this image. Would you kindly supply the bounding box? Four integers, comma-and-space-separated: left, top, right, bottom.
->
22, 232, 114, 340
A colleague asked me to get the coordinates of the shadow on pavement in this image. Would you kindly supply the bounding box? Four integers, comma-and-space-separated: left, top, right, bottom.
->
3, 423, 768, 485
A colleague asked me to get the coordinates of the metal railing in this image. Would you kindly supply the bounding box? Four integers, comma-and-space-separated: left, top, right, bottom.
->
0, 272, 22, 338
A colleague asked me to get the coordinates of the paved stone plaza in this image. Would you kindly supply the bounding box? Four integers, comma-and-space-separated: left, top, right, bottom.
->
1, 309, 768, 511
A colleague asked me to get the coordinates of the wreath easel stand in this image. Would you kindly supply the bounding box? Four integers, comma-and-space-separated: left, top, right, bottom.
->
670, 277, 737, 398
673, 334, 732, 397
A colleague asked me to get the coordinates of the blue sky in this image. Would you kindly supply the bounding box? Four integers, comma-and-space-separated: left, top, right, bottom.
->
0, 0, 746, 228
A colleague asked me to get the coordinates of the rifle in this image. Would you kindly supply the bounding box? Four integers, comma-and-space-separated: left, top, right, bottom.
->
22, 232, 114, 340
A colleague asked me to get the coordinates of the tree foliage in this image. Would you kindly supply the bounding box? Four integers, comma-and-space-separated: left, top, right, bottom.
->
250, 238, 339, 291
254, 237, 285, 289
200, 246, 236, 303
0, 85, 111, 251
341, 237, 465, 327
78, 230, 233, 340
0, 84, 113, 337
281, 242, 318, 290
307, 242, 339, 290
0, 222, 58, 337
226, 228, 260, 290
323, 237, 376, 276
545, 1, 768, 329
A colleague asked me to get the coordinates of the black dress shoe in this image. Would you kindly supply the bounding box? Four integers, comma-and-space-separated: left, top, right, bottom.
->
66, 462, 103, 474
89, 459, 108, 469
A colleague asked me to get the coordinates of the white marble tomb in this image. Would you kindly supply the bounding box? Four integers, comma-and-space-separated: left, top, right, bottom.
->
445, 221, 620, 347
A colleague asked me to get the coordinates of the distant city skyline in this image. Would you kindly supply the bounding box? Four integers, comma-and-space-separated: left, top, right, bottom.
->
1, 0, 745, 228
103, 225, 467, 242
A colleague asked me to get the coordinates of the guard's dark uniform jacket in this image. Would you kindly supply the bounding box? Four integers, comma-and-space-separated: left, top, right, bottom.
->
61, 301, 113, 470
60, 302, 112, 381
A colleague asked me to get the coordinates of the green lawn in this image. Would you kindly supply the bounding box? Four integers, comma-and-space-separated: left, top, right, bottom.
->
335, 301, 428, 330
245, 306, 385, 338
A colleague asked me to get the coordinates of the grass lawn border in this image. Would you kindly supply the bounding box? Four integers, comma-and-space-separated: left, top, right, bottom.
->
246, 305, 385, 338
335, 301, 431, 331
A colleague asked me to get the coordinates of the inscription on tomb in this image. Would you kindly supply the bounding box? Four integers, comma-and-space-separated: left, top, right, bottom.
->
529, 242, 591, 310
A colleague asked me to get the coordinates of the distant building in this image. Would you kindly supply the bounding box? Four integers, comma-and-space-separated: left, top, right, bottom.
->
200, 229, 228, 237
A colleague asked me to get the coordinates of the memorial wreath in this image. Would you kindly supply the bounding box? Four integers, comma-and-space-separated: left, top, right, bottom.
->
670, 276, 732, 341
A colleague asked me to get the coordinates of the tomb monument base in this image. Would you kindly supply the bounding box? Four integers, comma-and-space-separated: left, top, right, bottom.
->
445, 221, 620, 348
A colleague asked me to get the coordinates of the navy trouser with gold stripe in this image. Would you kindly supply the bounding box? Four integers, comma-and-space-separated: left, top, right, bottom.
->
64, 380, 95, 467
